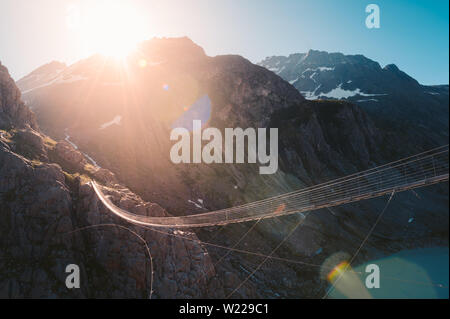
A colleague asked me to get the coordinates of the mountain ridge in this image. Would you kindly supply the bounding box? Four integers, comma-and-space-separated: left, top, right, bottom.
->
261, 49, 448, 86
258, 49, 449, 148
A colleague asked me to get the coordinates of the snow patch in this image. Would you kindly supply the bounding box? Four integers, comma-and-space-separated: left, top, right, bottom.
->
64, 129, 100, 168
356, 99, 379, 102
303, 83, 387, 100
300, 84, 322, 100
302, 66, 335, 74
99, 115, 122, 130
188, 200, 203, 209
276, 66, 285, 74
317, 66, 335, 72
267, 67, 279, 72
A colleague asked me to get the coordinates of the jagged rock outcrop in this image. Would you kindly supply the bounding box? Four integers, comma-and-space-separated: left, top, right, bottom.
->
1, 62, 38, 130
55, 141, 89, 169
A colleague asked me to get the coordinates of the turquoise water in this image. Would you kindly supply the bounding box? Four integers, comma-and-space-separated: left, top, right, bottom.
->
328, 247, 449, 299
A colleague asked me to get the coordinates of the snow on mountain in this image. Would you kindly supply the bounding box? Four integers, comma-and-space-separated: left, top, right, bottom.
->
356, 99, 379, 103
301, 83, 387, 100
99, 115, 122, 130
258, 50, 449, 146
16, 61, 67, 93
16, 55, 127, 96
21, 74, 88, 94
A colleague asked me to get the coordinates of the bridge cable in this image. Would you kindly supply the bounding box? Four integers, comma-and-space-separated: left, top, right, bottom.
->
65, 223, 154, 299
322, 190, 396, 299
226, 212, 311, 298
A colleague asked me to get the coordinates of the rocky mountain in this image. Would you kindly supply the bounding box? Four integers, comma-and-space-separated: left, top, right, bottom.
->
258, 50, 449, 148
0, 61, 223, 298
16, 38, 308, 216
4, 38, 449, 298
17, 61, 67, 95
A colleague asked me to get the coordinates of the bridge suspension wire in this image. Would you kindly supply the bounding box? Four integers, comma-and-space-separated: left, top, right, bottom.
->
92, 144, 449, 228
65, 223, 154, 299
137, 215, 448, 296
226, 212, 311, 298
322, 190, 396, 299
214, 218, 262, 268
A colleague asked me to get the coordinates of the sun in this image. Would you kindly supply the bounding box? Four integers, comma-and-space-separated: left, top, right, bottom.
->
76, 1, 148, 59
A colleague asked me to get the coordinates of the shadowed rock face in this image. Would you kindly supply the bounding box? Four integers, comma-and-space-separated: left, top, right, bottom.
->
0, 63, 38, 130
5, 38, 449, 298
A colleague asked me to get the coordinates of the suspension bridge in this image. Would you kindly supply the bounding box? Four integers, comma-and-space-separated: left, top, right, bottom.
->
91, 144, 449, 228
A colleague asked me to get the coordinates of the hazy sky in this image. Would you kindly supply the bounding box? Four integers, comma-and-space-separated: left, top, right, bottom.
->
0, 0, 448, 84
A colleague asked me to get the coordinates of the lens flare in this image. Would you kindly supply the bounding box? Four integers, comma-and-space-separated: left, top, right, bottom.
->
327, 261, 350, 283
171, 95, 212, 131
321, 252, 372, 299
138, 59, 148, 68
70, 0, 148, 59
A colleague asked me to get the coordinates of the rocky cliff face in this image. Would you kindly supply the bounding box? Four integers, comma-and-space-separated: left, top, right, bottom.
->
7, 38, 449, 298
0, 63, 225, 298
0, 63, 38, 130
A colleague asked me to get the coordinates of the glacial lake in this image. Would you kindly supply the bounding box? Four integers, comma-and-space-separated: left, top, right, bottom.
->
328, 247, 449, 299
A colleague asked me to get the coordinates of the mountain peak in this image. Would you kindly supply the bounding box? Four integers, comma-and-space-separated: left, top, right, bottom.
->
29, 61, 67, 75
383, 63, 400, 72
137, 36, 207, 62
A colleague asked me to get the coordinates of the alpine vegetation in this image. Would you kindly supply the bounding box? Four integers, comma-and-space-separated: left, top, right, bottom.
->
170, 120, 279, 175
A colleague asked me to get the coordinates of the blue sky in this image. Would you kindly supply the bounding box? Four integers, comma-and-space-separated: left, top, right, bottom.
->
0, 0, 448, 84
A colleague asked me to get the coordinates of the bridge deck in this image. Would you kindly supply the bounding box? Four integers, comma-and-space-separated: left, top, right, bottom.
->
92, 145, 449, 228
